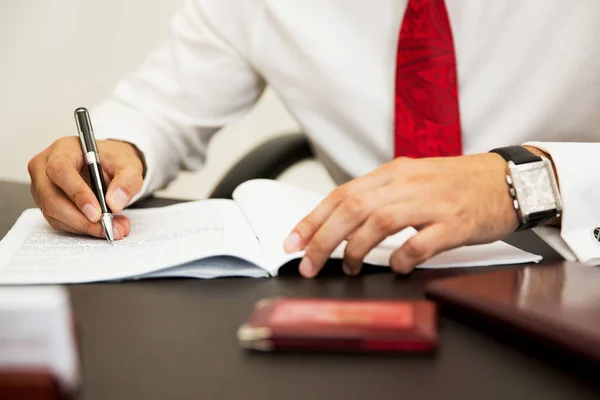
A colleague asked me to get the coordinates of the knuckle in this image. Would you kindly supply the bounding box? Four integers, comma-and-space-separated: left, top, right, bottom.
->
439, 191, 466, 217
296, 216, 316, 238
52, 136, 75, 148
344, 244, 364, 263
341, 195, 367, 218
69, 187, 90, 207
45, 158, 69, 180
370, 208, 398, 233
41, 197, 58, 217
390, 157, 410, 170
329, 186, 349, 205
403, 238, 431, 261
79, 219, 94, 234
383, 160, 399, 172
307, 237, 328, 258
27, 157, 39, 177
444, 195, 462, 212
299, 212, 323, 238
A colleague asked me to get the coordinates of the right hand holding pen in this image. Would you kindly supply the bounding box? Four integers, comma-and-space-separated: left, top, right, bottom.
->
27, 138, 144, 240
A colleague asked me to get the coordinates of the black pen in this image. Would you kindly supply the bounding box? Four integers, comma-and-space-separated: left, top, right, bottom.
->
74, 107, 115, 243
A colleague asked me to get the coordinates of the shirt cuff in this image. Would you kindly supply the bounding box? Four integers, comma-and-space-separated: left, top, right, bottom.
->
524, 141, 600, 265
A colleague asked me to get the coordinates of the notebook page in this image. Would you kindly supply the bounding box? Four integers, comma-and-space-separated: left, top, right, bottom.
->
142, 256, 269, 279
232, 179, 322, 273
0, 200, 264, 284
232, 179, 418, 274
233, 179, 541, 274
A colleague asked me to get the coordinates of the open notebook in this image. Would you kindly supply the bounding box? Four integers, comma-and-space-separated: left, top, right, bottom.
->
0, 179, 541, 284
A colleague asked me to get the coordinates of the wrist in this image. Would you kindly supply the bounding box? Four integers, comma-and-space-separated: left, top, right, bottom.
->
489, 145, 563, 230
485, 152, 521, 231
522, 145, 547, 157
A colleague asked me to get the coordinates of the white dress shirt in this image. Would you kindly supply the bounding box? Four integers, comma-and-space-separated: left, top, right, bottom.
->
91, 0, 600, 264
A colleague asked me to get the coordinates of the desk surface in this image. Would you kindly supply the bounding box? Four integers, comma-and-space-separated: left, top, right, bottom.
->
1, 180, 598, 400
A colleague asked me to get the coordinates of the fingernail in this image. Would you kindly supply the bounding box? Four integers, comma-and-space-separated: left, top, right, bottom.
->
108, 189, 129, 211
299, 257, 315, 278
342, 263, 353, 275
114, 226, 123, 240
343, 263, 359, 276
283, 232, 301, 252
82, 204, 99, 221
392, 262, 413, 275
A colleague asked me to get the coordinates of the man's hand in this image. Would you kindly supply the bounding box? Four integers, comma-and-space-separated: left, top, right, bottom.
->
28, 137, 144, 240
283, 153, 519, 278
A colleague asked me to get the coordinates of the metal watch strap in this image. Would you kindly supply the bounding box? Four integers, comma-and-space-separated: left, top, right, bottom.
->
489, 146, 552, 231
489, 145, 541, 165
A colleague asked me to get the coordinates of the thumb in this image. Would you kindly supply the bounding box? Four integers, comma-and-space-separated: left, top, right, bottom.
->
106, 168, 144, 212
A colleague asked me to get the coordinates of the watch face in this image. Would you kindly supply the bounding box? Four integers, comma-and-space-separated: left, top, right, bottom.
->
512, 163, 557, 214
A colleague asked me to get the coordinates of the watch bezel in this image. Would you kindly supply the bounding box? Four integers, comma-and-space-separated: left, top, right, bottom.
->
507, 157, 562, 225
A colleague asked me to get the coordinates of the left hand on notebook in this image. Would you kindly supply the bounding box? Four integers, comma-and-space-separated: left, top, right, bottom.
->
284, 153, 519, 277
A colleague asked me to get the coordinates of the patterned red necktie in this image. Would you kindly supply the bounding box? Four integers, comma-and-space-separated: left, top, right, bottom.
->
394, 0, 462, 158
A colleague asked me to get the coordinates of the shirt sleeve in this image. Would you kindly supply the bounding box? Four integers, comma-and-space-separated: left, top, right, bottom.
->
524, 141, 600, 265
90, 0, 266, 203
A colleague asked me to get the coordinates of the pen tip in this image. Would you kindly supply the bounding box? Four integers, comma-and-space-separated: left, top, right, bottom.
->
101, 213, 115, 244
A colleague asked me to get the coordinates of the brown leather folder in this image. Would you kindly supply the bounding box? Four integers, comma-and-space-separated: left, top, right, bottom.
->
425, 262, 600, 363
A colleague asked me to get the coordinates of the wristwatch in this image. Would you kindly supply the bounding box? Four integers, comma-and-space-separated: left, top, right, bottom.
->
489, 146, 562, 231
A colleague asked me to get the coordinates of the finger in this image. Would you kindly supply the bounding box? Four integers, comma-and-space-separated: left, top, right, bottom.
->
343, 202, 429, 275
112, 221, 124, 241
105, 157, 144, 213
28, 153, 47, 208
99, 140, 143, 175
44, 215, 83, 235
35, 171, 107, 239
30, 182, 41, 208
39, 152, 130, 240
284, 174, 392, 254
46, 156, 102, 222
389, 224, 465, 274
44, 214, 126, 240
113, 214, 131, 238
300, 186, 400, 278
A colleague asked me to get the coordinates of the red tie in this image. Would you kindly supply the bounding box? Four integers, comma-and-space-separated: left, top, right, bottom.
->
394, 0, 462, 158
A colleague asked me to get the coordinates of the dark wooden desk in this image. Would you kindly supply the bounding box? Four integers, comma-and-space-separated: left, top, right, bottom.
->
1, 180, 598, 400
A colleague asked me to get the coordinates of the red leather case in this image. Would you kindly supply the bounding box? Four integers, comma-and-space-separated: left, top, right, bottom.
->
0, 369, 62, 400
0, 318, 80, 399
238, 297, 438, 353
